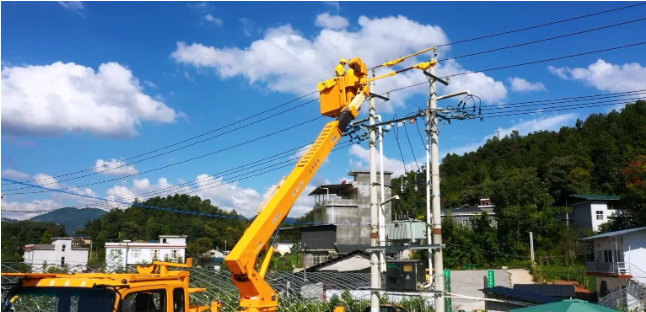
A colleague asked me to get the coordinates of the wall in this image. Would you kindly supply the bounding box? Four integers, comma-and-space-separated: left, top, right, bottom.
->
105, 239, 187, 267
590, 202, 620, 232
25, 239, 89, 272
319, 254, 370, 272
624, 231, 646, 284
572, 202, 593, 232
596, 276, 628, 298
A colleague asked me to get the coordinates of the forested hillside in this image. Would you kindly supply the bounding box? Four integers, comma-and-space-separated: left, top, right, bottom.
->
78, 194, 249, 262
387, 101, 646, 269
1, 221, 67, 262
30, 207, 106, 233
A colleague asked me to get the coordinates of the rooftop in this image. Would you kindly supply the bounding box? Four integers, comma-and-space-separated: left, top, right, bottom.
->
159, 235, 187, 238
513, 284, 576, 298
308, 183, 353, 196
570, 194, 621, 201
347, 170, 393, 176
579, 226, 646, 241
482, 286, 560, 304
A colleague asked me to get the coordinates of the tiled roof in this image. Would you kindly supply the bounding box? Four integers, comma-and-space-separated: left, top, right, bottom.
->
570, 194, 621, 201
513, 284, 576, 298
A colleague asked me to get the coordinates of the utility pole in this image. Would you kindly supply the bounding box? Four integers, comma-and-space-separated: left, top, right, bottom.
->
369, 70, 381, 312
529, 232, 535, 263
428, 49, 445, 312
424, 70, 434, 290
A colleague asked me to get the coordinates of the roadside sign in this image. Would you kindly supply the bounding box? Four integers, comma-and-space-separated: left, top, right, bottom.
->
487, 270, 495, 288
444, 269, 451, 312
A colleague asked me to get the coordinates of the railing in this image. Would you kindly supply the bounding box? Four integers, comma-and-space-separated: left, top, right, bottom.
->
314, 198, 359, 208
586, 262, 630, 275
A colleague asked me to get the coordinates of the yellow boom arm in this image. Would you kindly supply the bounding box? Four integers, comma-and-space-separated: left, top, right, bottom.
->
224, 58, 369, 312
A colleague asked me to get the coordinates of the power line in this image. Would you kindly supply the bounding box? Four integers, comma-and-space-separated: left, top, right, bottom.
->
447, 40, 646, 78
438, 16, 646, 63
4, 116, 325, 195
0, 142, 357, 224
1, 91, 319, 186
68, 141, 355, 211
480, 97, 646, 118
434, 2, 646, 49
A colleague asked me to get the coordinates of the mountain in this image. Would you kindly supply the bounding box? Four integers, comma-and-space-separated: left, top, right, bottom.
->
30, 207, 106, 234
1, 218, 19, 223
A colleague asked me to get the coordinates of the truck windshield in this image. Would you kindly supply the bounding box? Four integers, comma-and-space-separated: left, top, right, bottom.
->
2, 287, 116, 312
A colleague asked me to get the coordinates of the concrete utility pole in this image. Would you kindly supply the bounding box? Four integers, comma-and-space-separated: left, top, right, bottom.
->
369, 71, 381, 312
428, 50, 445, 312
377, 114, 387, 273
530, 232, 535, 263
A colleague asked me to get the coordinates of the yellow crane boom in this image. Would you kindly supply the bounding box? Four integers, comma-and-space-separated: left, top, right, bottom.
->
224, 53, 438, 312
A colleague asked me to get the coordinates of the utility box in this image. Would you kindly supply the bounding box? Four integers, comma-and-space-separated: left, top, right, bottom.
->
385, 260, 427, 291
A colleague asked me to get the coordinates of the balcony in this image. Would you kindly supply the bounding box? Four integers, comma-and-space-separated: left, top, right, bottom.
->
585, 262, 631, 276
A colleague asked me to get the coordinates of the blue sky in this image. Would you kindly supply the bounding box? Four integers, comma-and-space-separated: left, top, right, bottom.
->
2, 1, 646, 221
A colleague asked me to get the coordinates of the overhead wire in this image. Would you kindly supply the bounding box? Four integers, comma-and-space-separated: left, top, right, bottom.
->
4, 116, 325, 195
437, 16, 646, 63
7, 2, 646, 189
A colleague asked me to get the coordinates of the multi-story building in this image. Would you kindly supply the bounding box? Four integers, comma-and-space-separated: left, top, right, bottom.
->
105, 235, 187, 267
441, 198, 496, 228
581, 226, 646, 300
564, 194, 625, 232
309, 170, 393, 246
24, 237, 89, 272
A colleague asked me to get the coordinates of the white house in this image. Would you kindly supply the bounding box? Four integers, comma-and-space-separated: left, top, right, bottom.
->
568, 194, 624, 232
105, 235, 187, 267
581, 226, 646, 300
24, 237, 89, 272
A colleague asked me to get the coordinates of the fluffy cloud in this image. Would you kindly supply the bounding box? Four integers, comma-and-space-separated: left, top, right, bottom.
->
94, 159, 139, 175
240, 18, 253, 36
172, 15, 459, 112
509, 77, 546, 92
171, 15, 507, 111
439, 59, 507, 104
548, 59, 646, 92
2, 169, 30, 180
1, 62, 182, 138
33, 174, 59, 189
348, 144, 422, 177
443, 113, 577, 157
315, 13, 349, 29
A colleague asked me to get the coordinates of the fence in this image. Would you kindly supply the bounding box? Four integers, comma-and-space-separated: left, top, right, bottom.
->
1, 263, 436, 312
598, 283, 646, 312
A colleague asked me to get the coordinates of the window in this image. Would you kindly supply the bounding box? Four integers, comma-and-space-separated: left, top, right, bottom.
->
312, 255, 328, 265
171, 250, 179, 259
122, 289, 166, 312
596, 211, 604, 220
150, 249, 161, 260
604, 250, 613, 262
131, 249, 141, 259
173, 288, 185, 312
162, 238, 167, 243
62, 244, 66, 252
61, 257, 65, 266
461, 219, 468, 226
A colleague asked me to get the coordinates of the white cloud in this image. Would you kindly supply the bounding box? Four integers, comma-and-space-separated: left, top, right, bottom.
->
187, 2, 209, 13
438, 59, 508, 104
348, 144, 422, 177
444, 113, 577, 157
2, 169, 30, 180
315, 13, 349, 29
204, 14, 223, 26
171, 15, 481, 112
58, 1, 85, 17
34, 174, 59, 189
171, 15, 507, 111
548, 59, 646, 92
1, 199, 62, 220
56, 186, 100, 205
1, 62, 183, 138
240, 18, 253, 36
94, 159, 139, 175
509, 77, 546, 92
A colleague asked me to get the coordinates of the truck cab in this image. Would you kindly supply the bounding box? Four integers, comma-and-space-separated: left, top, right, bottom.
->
1, 259, 219, 312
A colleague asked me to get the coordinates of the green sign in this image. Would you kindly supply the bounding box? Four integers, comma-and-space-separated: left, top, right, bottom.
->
487, 270, 495, 288
444, 270, 451, 312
